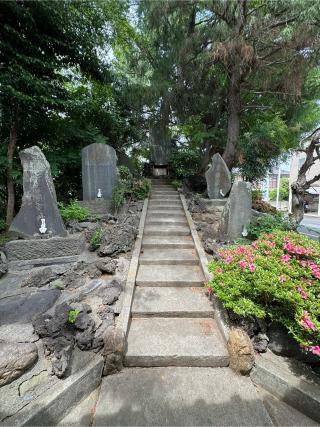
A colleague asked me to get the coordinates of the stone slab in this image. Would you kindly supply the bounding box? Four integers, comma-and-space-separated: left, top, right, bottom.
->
146, 217, 187, 226
205, 153, 231, 199
78, 200, 111, 215
132, 287, 214, 318
5, 234, 85, 261
8, 256, 78, 271
139, 248, 199, 265
147, 210, 185, 217
251, 351, 320, 423
136, 265, 205, 286
3, 355, 104, 426
94, 367, 273, 426
147, 204, 182, 210
0, 289, 61, 326
82, 143, 118, 201
257, 387, 319, 426
142, 236, 194, 249
125, 318, 229, 367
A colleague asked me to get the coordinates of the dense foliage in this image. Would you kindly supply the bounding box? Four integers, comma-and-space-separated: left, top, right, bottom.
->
58, 201, 89, 224
248, 213, 294, 240
112, 166, 150, 210
208, 231, 320, 356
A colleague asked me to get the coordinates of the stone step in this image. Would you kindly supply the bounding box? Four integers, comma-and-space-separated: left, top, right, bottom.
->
152, 190, 177, 194
142, 236, 194, 249
139, 248, 198, 265
148, 202, 182, 209
95, 367, 273, 426
132, 287, 213, 317
136, 264, 205, 286
125, 318, 229, 367
147, 210, 185, 217
151, 194, 180, 199
144, 225, 190, 236
146, 217, 187, 226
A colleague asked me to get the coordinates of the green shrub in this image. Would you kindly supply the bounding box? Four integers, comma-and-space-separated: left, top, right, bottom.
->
112, 184, 127, 210
0, 219, 6, 232
248, 213, 294, 240
132, 178, 150, 200
171, 179, 183, 190
59, 200, 89, 223
118, 165, 133, 182
207, 230, 320, 356
68, 309, 81, 324
89, 228, 103, 251
112, 177, 150, 209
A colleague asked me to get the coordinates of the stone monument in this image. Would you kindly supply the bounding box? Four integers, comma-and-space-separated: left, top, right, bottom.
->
218, 181, 252, 241
150, 125, 171, 176
205, 153, 232, 199
10, 146, 66, 239
81, 143, 118, 201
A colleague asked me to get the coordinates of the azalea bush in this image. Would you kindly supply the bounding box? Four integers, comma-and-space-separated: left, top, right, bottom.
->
248, 212, 294, 239
207, 230, 320, 357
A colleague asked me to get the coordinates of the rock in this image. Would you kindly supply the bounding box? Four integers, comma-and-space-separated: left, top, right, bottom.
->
203, 239, 220, 257
74, 312, 95, 331
205, 153, 231, 199
0, 289, 60, 326
103, 326, 125, 375
98, 218, 138, 257
103, 286, 121, 305
0, 323, 39, 343
21, 266, 57, 288
96, 258, 118, 274
218, 181, 252, 241
268, 322, 320, 364
0, 251, 8, 278
0, 342, 38, 386
252, 333, 269, 353
9, 146, 66, 238
227, 328, 255, 375
82, 143, 118, 201
75, 330, 95, 351
44, 335, 74, 378
62, 271, 86, 289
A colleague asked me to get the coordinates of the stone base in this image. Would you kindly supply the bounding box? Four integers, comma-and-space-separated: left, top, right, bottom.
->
78, 200, 111, 216
5, 234, 85, 262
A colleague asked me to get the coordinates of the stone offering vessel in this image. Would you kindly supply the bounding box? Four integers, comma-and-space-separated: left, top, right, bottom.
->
205, 153, 232, 199
81, 143, 118, 201
10, 146, 66, 238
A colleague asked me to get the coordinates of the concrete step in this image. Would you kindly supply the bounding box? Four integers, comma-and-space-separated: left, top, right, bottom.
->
132, 287, 214, 317
139, 248, 198, 265
125, 318, 229, 367
151, 194, 180, 199
146, 217, 187, 226
95, 367, 273, 426
144, 225, 190, 236
142, 236, 194, 249
136, 264, 205, 286
152, 190, 177, 194
147, 210, 185, 217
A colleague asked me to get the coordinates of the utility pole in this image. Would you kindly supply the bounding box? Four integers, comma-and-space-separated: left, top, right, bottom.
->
276, 166, 281, 210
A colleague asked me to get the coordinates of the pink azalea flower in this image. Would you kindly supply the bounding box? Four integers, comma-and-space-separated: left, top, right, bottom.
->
300, 311, 316, 331
239, 246, 245, 254
225, 256, 233, 265
312, 346, 320, 356
285, 242, 295, 252
300, 260, 307, 267
251, 242, 258, 249
306, 279, 313, 286
281, 254, 291, 263
216, 268, 223, 273
279, 275, 286, 283
239, 260, 247, 270
249, 263, 256, 272
206, 288, 212, 296
297, 287, 308, 300
295, 246, 306, 255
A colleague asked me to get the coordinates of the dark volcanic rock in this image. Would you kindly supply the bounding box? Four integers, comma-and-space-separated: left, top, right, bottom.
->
9, 146, 66, 238
98, 216, 138, 257
252, 333, 269, 353
96, 258, 118, 274
44, 335, 74, 378
0, 289, 61, 326
21, 267, 58, 288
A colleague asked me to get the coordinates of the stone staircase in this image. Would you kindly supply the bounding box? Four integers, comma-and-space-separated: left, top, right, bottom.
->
124, 179, 229, 368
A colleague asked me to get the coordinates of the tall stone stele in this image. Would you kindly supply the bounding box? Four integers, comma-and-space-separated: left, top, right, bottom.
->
82, 143, 118, 201
218, 181, 252, 241
205, 153, 232, 199
10, 146, 66, 239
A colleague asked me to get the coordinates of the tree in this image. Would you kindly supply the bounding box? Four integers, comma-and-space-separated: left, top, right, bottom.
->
291, 128, 320, 225
0, 1, 109, 224
269, 178, 289, 201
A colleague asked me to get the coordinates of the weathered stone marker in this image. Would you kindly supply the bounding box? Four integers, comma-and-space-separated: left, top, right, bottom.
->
218, 181, 252, 240
205, 153, 232, 199
82, 143, 118, 201
10, 146, 66, 238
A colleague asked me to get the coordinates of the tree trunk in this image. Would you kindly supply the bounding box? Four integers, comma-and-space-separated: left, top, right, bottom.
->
6, 117, 18, 226
223, 68, 241, 170
290, 182, 305, 225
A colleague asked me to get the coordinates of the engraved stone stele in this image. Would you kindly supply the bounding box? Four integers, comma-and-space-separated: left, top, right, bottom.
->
10, 146, 66, 239
205, 153, 232, 199
218, 181, 252, 241
82, 143, 118, 201
150, 125, 171, 166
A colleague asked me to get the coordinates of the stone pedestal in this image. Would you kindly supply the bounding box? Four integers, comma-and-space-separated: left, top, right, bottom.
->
9, 146, 66, 239
82, 143, 118, 201
205, 154, 232, 199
